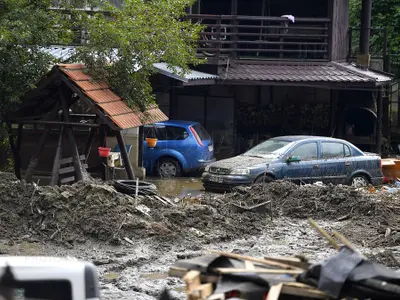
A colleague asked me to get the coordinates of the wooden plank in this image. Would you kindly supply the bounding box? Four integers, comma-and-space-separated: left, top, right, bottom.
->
210, 250, 302, 270
216, 268, 302, 275
60, 164, 88, 175
184, 270, 201, 297
264, 256, 309, 269
60, 176, 75, 185
266, 284, 283, 300
281, 283, 329, 299
191, 283, 213, 300
60, 155, 86, 165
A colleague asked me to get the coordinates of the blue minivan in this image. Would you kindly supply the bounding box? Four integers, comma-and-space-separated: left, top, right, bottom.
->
143, 120, 215, 177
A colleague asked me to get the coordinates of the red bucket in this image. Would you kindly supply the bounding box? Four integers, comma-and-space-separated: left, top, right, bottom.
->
98, 147, 111, 157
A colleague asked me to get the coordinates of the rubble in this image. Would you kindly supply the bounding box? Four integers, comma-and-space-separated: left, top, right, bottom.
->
0, 173, 400, 249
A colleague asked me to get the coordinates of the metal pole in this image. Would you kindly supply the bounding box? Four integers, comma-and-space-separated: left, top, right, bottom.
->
359, 0, 372, 54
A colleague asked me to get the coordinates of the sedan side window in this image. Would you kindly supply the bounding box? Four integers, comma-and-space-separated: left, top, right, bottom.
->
290, 142, 318, 161
322, 142, 348, 159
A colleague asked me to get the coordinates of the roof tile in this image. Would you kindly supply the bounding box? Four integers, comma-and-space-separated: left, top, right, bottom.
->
57, 64, 168, 129
85, 89, 121, 103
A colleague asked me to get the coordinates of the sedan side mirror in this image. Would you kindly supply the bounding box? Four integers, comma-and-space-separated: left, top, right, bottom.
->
286, 156, 301, 163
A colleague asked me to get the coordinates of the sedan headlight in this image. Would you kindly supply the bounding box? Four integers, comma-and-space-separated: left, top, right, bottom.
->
231, 168, 251, 175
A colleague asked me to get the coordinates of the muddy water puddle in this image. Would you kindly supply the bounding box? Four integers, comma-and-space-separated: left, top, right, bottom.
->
147, 177, 204, 198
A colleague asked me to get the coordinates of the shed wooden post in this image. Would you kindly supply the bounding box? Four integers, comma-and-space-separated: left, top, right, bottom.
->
61, 93, 86, 182
83, 126, 97, 159
7, 124, 22, 180
51, 126, 64, 186
138, 126, 144, 168
24, 127, 50, 182
115, 130, 135, 180
99, 124, 107, 180
376, 88, 383, 155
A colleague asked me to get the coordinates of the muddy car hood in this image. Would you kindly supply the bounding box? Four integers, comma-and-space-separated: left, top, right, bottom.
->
210, 155, 276, 170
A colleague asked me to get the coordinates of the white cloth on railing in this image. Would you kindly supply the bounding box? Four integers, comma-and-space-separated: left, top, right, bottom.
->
281, 15, 295, 23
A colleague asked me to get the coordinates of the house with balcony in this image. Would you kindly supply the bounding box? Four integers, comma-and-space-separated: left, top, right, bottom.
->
151, 0, 395, 158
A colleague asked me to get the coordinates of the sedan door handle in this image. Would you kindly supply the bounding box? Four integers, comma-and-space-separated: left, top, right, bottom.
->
313, 165, 319, 169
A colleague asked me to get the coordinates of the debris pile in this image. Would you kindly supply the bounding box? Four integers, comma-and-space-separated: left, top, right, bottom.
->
166, 220, 400, 300
1, 172, 400, 248
221, 181, 400, 222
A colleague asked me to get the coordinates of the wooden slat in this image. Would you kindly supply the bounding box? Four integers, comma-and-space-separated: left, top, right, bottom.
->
60, 164, 88, 175
60, 155, 86, 165
60, 176, 75, 184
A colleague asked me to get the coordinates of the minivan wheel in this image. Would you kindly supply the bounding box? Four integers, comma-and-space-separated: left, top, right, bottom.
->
350, 175, 369, 188
255, 175, 274, 184
157, 158, 182, 177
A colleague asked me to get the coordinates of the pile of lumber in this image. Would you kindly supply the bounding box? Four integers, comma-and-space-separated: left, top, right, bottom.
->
168, 219, 400, 300
169, 251, 328, 300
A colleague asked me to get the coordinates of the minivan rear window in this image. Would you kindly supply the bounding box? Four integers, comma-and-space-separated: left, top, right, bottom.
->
192, 123, 210, 140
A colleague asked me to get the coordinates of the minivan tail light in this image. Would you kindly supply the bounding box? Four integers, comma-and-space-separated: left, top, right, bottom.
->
190, 126, 203, 146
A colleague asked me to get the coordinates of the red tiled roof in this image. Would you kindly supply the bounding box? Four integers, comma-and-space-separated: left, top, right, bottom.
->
57, 64, 168, 129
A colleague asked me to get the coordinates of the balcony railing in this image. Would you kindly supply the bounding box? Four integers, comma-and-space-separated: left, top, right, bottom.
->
185, 14, 331, 61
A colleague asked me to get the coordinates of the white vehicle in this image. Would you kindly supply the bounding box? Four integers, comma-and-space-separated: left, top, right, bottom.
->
0, 257, 99, 300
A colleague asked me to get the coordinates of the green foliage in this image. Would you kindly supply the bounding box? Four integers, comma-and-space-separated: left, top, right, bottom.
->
349, 0, 400, 75
0, 0, 202, 117
0, 0, 76, 116
74, 0, 203, 110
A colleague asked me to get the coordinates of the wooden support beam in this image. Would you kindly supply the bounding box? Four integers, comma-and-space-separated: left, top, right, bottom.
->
51, 126, 64, 186
376, 88, 383, 155
138, 126, 144, 168
83, 126, 98, 159
99, 125, 107, 180
115, 130, 135, 180
7, 124, 20, 180
24, 127, 50, 182
60, 75, 118, 130
61, 93, 87, 182
12, 120, 100, 128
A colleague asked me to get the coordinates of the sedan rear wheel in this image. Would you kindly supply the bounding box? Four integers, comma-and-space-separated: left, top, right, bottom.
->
351, 175, 369, 188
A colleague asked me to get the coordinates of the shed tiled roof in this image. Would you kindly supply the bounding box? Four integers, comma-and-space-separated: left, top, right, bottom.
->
57, 64, 168, 129
219, 62, 393, 86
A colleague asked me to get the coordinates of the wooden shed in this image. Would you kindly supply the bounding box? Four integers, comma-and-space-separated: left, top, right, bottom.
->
7, 64, 168, 185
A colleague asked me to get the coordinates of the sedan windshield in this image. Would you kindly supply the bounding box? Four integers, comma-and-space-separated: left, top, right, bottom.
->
244, 139, 293, 157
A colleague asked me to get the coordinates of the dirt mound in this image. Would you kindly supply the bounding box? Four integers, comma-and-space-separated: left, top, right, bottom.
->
0, 174, 265, 244
221, 181, 400, 222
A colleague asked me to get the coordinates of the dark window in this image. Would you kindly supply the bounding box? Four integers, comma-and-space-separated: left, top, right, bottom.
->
192, 123, 210, 140
290, 142, 318, 160
322, 142, 347, 159
157, 126, 189, 141
144, 126, 157, 139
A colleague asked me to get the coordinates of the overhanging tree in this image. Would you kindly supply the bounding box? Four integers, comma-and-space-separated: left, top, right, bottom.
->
349, 0, 400, 76
0, 0, 202, 117
74, 0, 203, 111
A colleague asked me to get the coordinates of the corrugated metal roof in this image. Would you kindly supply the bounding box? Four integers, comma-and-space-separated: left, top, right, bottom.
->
57, 64, 168, 129
40, 46, 76, 61
153, 62, 218, 83
220, 62, 393, 86
41, 47, 217, 83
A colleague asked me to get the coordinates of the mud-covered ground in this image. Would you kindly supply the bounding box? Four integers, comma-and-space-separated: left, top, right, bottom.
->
0, 173, 400, 300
